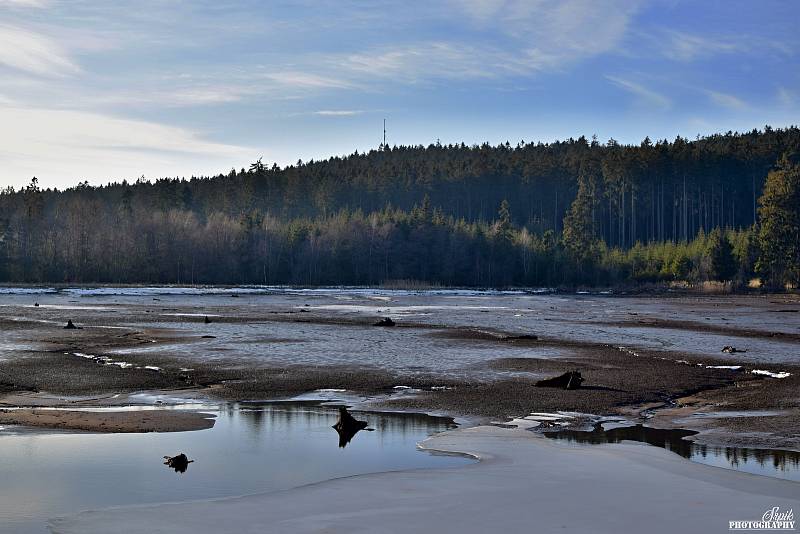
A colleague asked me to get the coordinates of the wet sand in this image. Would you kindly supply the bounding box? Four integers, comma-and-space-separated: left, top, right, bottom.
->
49, 425, 799, 534
0, 408, 215, 433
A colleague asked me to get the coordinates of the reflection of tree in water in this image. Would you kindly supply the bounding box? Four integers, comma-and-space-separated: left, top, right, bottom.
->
545, 424, 800, 473
544, 424, 697, 458
231, 401, 458, 447
719, 446, 800, 471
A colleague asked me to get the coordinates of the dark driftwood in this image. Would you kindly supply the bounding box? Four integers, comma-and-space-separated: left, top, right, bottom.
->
505, 334, 538, 341
721, 345, 747, 353
373, 317, 396, 327
163, 453, 194, 473
332, 406, 369, 447
535, 371, 584, 390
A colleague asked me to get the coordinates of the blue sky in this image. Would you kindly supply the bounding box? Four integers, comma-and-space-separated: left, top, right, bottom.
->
0, 0, 798, 189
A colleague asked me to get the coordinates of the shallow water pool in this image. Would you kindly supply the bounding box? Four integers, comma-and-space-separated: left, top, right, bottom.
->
0, 402, 472, 533
544, 423, 800, 482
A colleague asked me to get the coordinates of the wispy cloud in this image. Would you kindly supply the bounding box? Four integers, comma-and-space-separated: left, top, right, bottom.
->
0, 0, 48, 7
660, 31, 739, 62
0, 24, 79, 76
454, 0, 640, 60
263, 71, 355, 90
0, 105, 253, 186
328, 1, 640, 85
313, 110, 365, 116
95, 85, 261, 108
340, 42, 498, 82
777, 87, 796, 107
706, 90, 747, 110
605, 75, 670, 109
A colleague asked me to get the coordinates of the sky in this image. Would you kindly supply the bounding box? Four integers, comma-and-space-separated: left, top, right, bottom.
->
0, 0, 798, 189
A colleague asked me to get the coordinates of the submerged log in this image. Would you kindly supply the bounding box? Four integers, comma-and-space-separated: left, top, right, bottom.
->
721, 346, 747, 354
373, 317, 395, 327
163, 453, 194, 473
332, 406, 369, 448
535, 371, 584, 390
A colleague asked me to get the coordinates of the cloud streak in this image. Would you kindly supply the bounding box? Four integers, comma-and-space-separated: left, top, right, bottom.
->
0, 24, 79, 77
313, 110, 364, 116
605, 75, 670, 109
0, 105, 253, 186
706, 90, 747, 110
0, 0, 48, 7
660, 31, 739, 62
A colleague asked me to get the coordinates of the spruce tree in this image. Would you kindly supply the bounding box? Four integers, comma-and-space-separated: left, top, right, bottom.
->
757, 154, 800, 290
707, 228, 736, 282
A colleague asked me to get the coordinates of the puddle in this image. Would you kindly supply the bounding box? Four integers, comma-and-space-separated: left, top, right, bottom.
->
0, 402, 471, 533
544, 424, 800, 482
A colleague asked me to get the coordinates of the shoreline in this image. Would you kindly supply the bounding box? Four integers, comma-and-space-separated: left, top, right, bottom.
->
2, 282, 798, 298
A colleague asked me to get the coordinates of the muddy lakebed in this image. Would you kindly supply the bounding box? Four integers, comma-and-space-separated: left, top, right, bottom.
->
0, 287, 799, 531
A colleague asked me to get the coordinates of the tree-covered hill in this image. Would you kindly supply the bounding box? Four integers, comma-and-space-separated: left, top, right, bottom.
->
1, 126, 798, 287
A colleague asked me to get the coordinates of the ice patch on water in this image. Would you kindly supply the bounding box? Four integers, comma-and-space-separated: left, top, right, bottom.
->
70, 352, 157, 372
32, 304, 114, 311
303, 304, 511, 314
0, 285, 547, 298
752, 369, 791, 379
0, 287, 56, 294
494, 411, 580, 430
162, 313, 221, 317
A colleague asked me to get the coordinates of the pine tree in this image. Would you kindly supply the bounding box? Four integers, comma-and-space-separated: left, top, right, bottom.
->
707, 228, 736, 282
497, 199, 512, 241
757, 154, 800, 290
562, 168, 597, 263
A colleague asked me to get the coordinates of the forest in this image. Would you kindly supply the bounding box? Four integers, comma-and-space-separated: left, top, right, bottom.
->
0, 126, 798, 289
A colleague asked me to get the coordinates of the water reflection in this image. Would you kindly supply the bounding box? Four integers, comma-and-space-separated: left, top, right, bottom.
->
544, 424, 800, 481
0, 402, 468, 533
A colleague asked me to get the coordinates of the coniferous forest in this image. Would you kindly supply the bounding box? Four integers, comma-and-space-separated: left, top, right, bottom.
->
1, 127, 799, 289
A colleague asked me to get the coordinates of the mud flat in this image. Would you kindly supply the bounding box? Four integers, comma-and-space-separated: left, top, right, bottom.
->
0, 408, 215, 433
49, 425, 799, 534
1, 289, 799, 449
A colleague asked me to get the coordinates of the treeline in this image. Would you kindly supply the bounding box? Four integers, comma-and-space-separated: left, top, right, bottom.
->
0, 127, 798, 288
